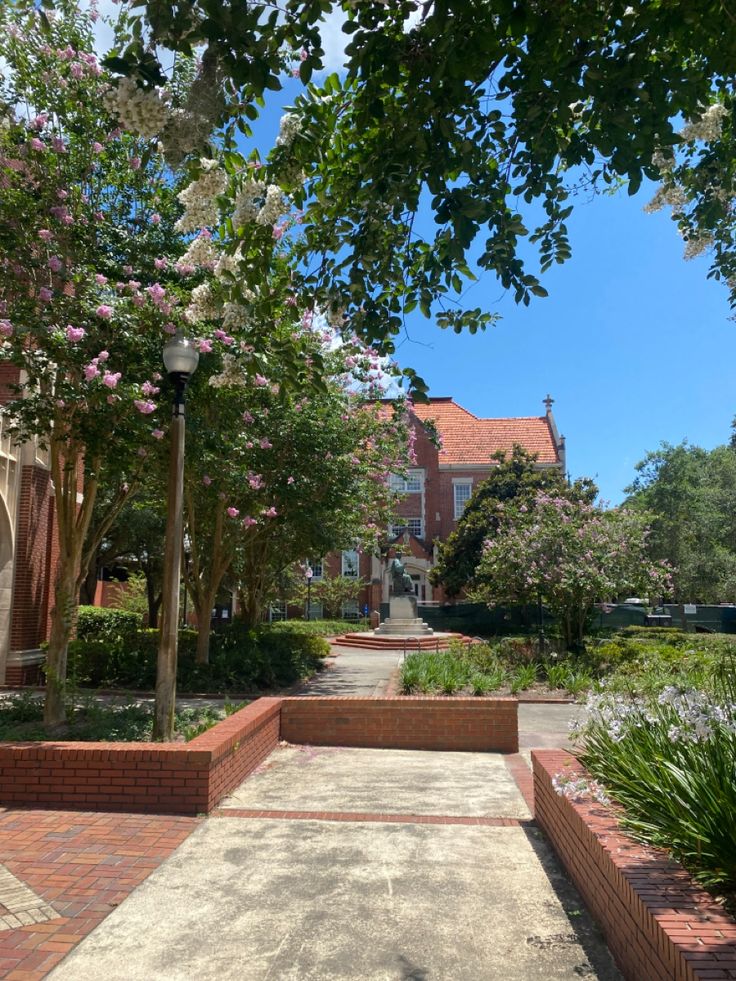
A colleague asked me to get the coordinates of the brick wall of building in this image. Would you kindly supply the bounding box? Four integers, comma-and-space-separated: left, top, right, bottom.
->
533, 750, 736, 981
9, 464, 55, 652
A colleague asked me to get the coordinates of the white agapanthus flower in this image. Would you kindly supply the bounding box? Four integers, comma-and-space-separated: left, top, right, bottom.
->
105, 77, 171, 139
175, 159, 227, 233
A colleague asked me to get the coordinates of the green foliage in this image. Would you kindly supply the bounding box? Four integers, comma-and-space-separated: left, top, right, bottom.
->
265, 619, 370, 637
431, 447, 596, 597
509, 664, 538, 694
76, 606, 142, 645
0, 692, 240, 742
577, 690, 736, 892
626, 442, 736, 602
66, 621, 327, 693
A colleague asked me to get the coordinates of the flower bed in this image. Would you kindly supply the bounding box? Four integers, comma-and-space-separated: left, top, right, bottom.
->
533, 750, 736, 981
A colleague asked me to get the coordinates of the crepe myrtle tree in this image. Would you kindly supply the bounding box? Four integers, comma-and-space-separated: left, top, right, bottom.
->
64, 0, 736, 368
0, 2, 234, 725
470, 492, 671, 651
184, 340, 410, 657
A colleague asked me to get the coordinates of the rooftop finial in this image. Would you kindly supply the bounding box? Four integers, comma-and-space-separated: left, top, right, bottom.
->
543, 394, 554, 413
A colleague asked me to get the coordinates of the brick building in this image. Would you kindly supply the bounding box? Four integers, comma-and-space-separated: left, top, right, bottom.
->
307, 395, 566, 619
0, 366, 59, 685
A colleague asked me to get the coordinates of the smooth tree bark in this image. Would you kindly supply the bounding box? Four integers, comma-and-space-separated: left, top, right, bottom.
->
184, 493, 233, 664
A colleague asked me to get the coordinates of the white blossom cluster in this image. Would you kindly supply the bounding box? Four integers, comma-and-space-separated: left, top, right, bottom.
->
105, 77, 170, 139
233, 179, 267, 226
680, 103, 729, 143
275, 112, 300, 149
222, 302, 250, 331
682, 232, 714, 260
552, 772, 610, 806
209, 353, 247, 388
175, 159, 227, 234
256, 184, 289, 226
184, 282, 219, 324
214, 248, 243, 282
644, 184, 688, 213
180, 234, 218, 270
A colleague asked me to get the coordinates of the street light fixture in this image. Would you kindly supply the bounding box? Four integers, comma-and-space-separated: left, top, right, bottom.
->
153, 331, 199, 741
305, 564, 314, 622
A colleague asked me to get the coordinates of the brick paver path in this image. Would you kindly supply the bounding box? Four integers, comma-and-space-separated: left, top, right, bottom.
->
0, 809, 197, 979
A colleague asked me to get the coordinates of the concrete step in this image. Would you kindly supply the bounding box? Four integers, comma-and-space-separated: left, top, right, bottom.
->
333, 632, 470, 651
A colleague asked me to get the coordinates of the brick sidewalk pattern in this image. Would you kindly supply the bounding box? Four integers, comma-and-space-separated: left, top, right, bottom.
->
0, 808, 197, 980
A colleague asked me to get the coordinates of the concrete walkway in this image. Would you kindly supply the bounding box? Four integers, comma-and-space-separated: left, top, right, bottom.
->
50, 745, 620, 981
297, 645, 402, 696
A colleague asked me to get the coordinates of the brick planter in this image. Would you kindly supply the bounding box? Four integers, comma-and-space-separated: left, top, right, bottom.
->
281, 696, 518, 752
0, 698, 281, 816
532, 750, 736, 981
0, 696, 518, 814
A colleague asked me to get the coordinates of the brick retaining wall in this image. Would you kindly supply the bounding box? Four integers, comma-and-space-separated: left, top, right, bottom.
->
533, 750, 736, 981
281, 696, 518, 752
0, 696, 518, 813
0, 698, 281, 816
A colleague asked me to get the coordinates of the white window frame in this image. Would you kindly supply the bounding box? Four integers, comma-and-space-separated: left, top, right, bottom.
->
341, 599, 360, 621
341, 549, 359, 578
453, 480, 473, 520
309, 558, 323, 580
406, 517, 423, 538
389, 470, 423, 494
307, 600, 323, 620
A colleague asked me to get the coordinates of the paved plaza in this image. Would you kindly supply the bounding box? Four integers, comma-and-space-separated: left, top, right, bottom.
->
0, 647, 613, 980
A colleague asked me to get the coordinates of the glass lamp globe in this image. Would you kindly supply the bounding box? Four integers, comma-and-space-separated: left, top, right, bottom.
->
163, 332, 200, 377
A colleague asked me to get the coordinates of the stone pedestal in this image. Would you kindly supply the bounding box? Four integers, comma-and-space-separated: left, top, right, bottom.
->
373, 593, 434, 637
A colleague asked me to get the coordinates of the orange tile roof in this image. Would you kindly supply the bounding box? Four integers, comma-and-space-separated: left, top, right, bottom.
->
411, 398, 560, 466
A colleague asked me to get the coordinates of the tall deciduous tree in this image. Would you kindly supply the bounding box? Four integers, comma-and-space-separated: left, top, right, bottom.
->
471, 493, 670, 650
431, 446, 596, 597
626, 441, 736, 603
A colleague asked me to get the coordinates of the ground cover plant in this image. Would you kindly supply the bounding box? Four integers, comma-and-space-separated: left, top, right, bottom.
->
0, 691, 246, 743
572, 668, 736, 897
266, 619, 371, 637
398, 629, 736, 700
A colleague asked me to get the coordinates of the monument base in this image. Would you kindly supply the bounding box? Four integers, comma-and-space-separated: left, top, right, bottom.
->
373, 594, 434, 637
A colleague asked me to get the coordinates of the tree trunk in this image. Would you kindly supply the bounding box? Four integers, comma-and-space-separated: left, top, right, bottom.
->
79, 563, 98, 606
195, 601, 214, 664
237, 587, 263, 629
44, 565, 78, 726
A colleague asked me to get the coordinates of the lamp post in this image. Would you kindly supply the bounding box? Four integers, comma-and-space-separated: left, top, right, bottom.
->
153, 332, 199, 741
305, 564, 313, 622
537, 588, 545, 658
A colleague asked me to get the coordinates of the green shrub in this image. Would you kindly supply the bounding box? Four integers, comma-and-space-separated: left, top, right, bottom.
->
510, 663, 537, 694
265, 619, 370, 637
545, 663, 570, 689
76, 606, 142, 644
576, 689, 736, 892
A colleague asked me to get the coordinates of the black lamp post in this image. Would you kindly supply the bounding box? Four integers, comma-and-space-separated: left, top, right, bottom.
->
153, 331, 199, 741
537, 588, 545, 657
305, 564, 313, 622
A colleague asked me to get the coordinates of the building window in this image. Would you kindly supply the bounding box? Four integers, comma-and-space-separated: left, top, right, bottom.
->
307, 601, 323, 620
389, 470, 423, 493
308, 558, 323, 580
407, 517, 423, 537
341, 599, 359, 621
453, 481, 472, 519
342, 549, 359, 578
389, 518, 423, 539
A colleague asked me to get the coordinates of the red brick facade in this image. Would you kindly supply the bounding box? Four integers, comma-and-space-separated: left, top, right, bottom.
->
533, 750, 736, 981
310, 396, 565, 618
